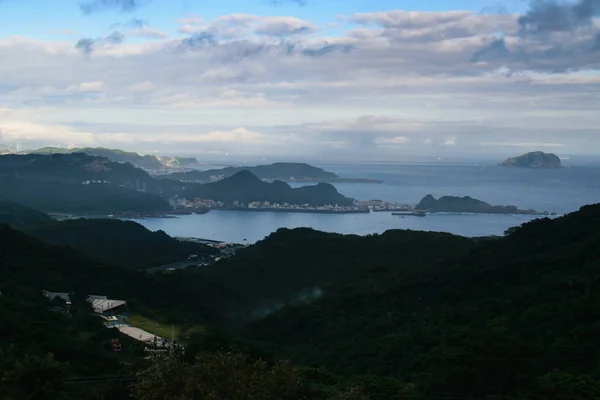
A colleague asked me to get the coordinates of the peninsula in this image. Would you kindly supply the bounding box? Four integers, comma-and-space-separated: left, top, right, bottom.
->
163, 162, 383, 183
500, 151, 562, 169
186, 170, 355, 207
416, 194, 551, 215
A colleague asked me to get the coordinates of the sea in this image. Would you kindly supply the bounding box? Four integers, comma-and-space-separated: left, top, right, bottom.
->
130, 162, 600, 244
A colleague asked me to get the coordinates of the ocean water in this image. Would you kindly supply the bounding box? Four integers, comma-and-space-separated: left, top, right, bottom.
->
131, 163, 600, 244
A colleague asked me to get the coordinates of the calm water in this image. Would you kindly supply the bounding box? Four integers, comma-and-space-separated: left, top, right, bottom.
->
132, 163, 600, 243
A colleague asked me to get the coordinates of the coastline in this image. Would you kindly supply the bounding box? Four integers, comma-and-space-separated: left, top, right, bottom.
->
220, 207, 370, 214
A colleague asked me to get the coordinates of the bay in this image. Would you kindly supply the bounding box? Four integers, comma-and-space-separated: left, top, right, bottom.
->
130, 163, 600, 244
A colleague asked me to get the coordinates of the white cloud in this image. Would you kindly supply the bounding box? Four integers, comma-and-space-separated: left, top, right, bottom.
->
77, 81, 106, 93
373, 136, 409, 145
0, 10, 598, 158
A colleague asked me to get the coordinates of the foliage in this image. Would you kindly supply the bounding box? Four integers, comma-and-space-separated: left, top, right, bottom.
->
185, 170, 353, 206
245, 204, 600, 399
132, 351, 301, 400
166, 162, 338, 182
21, 218, 217, 269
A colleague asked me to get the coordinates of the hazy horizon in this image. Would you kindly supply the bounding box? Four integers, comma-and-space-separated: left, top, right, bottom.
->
1, 0, 599, 159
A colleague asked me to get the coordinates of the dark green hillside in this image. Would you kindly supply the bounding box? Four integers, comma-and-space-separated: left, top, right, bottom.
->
22, 218, 218, 269
0, 201, 54, 225
187, 170, 353, 206
191, 227, 475, 322
0, 153, 185, 213
166, 162, 338, 182
246, 205, 600, 399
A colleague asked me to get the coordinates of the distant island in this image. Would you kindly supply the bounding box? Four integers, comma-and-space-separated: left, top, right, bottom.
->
24, 147, 198, 169
416, 194, 552, 215
186, 170, 355, 207
164, 162, 383, 184
500, 151, 562, 169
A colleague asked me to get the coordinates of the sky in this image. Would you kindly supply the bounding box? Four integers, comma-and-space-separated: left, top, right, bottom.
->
0, 0, 599, 162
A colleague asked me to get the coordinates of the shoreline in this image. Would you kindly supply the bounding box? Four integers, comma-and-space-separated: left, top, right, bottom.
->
219, 207, 370, 214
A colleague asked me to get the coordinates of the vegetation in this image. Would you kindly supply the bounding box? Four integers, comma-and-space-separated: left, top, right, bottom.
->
165, 162, 338, 182
186, 170, 354, 206
20, 218, 218, 269
416, 194, 546, 215
28, 147, 198, 169
500, 151, 562, 168
2, 199, 600, 399
246, 204, 600, 399
0, 153, 186, 213
0, 201, 54, 225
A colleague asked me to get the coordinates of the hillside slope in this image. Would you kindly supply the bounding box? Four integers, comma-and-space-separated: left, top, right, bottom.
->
165, 162, 338, 182
245, 204, 600, 399
186, 170, 353, 206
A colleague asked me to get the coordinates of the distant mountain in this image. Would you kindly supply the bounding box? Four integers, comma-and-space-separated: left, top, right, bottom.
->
416, 194, 546, 215
0, 153, 175, 213
165, 162, 339, 182
187, 170, 354, 206
27, 147, 198, 169
500, 151, 562, 168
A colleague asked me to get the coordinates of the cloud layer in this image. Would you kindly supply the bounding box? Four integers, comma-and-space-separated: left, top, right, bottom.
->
1, 2, 599, 159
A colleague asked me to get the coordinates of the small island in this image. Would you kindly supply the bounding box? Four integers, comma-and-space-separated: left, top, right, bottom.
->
500, 151, 562, 169
416, 194, 552, 215
163, 162, 383, 184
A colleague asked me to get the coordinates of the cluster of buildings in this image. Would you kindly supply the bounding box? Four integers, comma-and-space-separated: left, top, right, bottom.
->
43, 290, 127, 317
355, 200, 412, 212
169, 197, 225, 209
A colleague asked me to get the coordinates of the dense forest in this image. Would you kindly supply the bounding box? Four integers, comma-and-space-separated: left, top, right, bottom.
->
165, 162, 339, 182
0, 154, 353, 212
0, 201, 217, 269
27, 147, 198, 169
2, 203, 600, 399
186, 170, 354, 206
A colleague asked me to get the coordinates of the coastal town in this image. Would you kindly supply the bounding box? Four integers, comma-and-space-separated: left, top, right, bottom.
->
170, 197, 412, 214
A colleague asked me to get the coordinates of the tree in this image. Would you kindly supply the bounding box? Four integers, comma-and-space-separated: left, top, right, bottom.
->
0, 346, 66, 400
132, 350, 301, 400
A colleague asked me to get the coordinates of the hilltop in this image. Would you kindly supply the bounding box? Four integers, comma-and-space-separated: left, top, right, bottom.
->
187, 170, 354, 206
416, 194, 548, 215
0, 153, 177, 213
164, 162, 382, 183
26, 147, 198, 169
500, 151, 562, 168
240, 204, 600, 399
3, 197, 600, 399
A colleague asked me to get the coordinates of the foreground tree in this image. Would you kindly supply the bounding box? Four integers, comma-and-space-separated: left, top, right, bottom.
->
132, 350, 301, 400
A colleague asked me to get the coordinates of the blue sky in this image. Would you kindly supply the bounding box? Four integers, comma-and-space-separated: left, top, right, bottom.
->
1, 0, 528, 40
0, 0, 599, 160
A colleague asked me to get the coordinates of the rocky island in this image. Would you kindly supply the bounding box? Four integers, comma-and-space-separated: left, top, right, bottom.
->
164, 162, 383, 184
500, 151, 562, 169
416, 194, 552, 215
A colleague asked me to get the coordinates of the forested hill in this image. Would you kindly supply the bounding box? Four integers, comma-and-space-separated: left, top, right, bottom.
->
186, 170, 354, 206
165, 162, 338, 183
0, 201, 54, 225
0, 201, 216, 269
27, 147, 198, 169
244, 204, 600, 399
0, 153, 182, 213
21, 219, 218, 269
